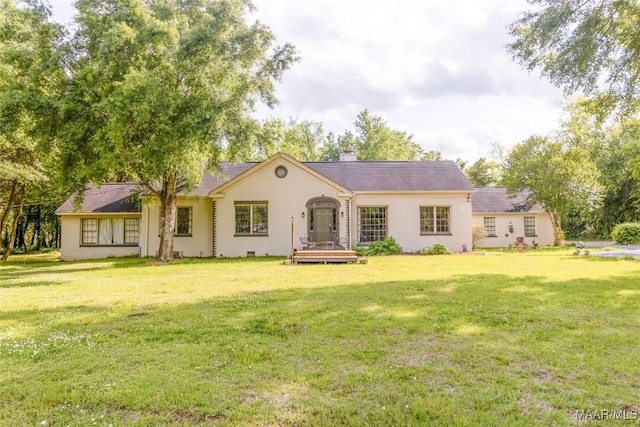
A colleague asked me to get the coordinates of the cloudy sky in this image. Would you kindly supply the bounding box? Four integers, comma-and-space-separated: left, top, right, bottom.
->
50, 0, 565, 162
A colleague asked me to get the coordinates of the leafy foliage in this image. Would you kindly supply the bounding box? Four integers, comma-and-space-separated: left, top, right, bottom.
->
502, 135, 602, 245
61, 0, 297, 261
321, 110, 425, 161
508, 1, 640, 241
419, 244, 452, 255
421, 150, 443, 161
509, 0, 640, 116
464, 157, 502, 187
472, 224, 487, 249
611, 223, 640, 245
551, 101, 640, 239
355, 236, 403, 256
248, 118, 326, 161
0, 0, 67, 259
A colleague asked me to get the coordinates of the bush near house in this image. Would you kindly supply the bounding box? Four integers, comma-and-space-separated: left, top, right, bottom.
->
419, 243, 452, 255
354, 236, 403, 256
611, 223, 640, 245
472, 224, 487, 248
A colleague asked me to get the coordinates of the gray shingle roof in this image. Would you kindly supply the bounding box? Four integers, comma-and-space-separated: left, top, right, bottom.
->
471, 187, 545, 213
55, 184, 141, 214
196, 160, 473, 193
57, 160, 474, 213
305, 161, 474, 192
189, 162, 258, 196
55, 163, 256, 214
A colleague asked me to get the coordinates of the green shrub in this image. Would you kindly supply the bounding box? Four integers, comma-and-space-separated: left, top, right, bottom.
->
353, 245, 369, 257
420, 243, 452, 255
611, 223, 640, 245
355, 236, 403, 256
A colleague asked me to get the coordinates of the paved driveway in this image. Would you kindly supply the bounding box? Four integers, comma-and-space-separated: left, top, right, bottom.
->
574, 241, 640, 258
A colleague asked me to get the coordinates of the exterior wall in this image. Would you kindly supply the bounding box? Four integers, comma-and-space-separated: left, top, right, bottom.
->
59, 158, 478, 260
141, 197, 213, 257
59, 215, 141, 261
214, 159, 349, 257
350, 193, 473, 253
472, 212, 555, 248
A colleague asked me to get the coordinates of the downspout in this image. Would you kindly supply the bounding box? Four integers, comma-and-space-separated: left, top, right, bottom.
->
145, 199, 150, 257
347, 195, 354, 250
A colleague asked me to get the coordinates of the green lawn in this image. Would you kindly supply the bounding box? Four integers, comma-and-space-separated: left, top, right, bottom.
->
1, 250, 640, 426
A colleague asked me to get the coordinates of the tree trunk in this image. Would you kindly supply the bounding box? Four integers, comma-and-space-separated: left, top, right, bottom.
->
2, 183, 26, 261
548, 211, 565, 246
30, 207, 37, 247
35, 204, 42, 250
0, 180, 18, 238
156, 171, 178, 262
16, 210, 27, 253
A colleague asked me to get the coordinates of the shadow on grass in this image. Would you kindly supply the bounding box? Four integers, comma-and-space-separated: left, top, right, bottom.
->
0, 280, 63, 289
2, 268, 640, 425
0, 256, 289, 287
0, 304, 113, 325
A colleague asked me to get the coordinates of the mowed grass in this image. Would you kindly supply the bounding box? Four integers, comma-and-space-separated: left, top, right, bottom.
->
1, 250, 640, 426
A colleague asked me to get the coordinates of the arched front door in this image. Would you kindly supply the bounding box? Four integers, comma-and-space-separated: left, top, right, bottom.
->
307, 198, 339, 244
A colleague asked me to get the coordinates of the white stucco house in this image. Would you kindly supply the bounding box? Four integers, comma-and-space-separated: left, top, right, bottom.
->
471, 187, 555, 248
56, 153, 479, 260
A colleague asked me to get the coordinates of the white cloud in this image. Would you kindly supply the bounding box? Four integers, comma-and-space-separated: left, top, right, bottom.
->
250, 0, 564, 161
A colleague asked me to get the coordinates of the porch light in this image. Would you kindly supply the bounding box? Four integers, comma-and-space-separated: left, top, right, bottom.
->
340, 211, 344, 217
467, 193, 471, 202
301, 212, 305, 218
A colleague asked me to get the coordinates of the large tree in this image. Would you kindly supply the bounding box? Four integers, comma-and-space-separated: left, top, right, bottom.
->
62, 0, 297, 261
463, 157, 502, 187
509, 0, 640, 116
503, 135, 601, 245
321, 110, 424, 161
534, 99, 640, 239
249, 117, 326, 161
0, 0, 66, 259
352, 110, 423, 161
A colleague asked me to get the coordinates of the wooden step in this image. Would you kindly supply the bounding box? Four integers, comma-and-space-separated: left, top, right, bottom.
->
293, 250, 358, 264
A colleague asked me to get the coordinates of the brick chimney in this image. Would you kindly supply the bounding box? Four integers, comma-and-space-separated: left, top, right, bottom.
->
339, 149, 357, 162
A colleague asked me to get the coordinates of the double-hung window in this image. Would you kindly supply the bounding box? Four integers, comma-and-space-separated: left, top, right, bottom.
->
484, 217, 496, 237
420, 206, 450, 234
81, 218, 98, 244
235, 202, 268, 235
176, 207, 192, 236
524, 217, 536, 237
124, 218, 140, 244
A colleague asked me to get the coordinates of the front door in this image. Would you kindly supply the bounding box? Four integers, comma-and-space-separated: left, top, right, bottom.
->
314, 207, 335, 243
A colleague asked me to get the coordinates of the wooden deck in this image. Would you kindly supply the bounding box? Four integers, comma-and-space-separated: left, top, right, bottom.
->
293, 248, 358, 264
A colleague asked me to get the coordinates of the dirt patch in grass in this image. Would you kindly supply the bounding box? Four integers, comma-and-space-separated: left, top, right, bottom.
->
388, 337, 441, 367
